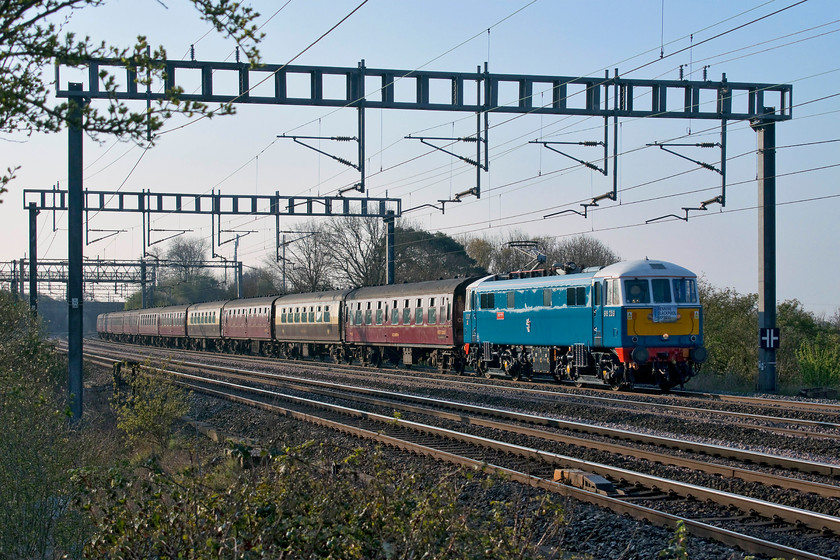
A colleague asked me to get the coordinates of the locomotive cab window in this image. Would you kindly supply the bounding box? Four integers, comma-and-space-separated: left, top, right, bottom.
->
606, 279, 620, 305
672, 279, 698, 303
624, 279, 650, 304
652, 279, 672, 303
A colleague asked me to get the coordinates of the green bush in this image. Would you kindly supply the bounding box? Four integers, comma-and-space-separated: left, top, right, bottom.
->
796, 333, 840, 388
112, 364, 190, 450
699, 280, 840, 391
0, 291, 86, 558
77, 445, 566, 559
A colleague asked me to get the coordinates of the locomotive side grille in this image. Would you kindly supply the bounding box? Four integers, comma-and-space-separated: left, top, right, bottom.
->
483, 341, 491, 357
574, 343, 588, 367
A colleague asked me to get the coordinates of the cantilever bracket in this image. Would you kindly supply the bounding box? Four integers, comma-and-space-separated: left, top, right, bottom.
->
647, 141, 723, 175
278, 134, 361, 170
406, 135, 488, 171
645, 121, 729, 221
531, 140, 608, 176
404, 187, 476, 215
147, 229, 187, 245
86, 228, 126, 245
543, 190, 616, 220
338, 183, 364, 196
645, 194, 722, 224
279, 133, 365, 193
218, 229, 257, 247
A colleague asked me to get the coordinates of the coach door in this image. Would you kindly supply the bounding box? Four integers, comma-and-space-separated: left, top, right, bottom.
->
592, 280, 604, 346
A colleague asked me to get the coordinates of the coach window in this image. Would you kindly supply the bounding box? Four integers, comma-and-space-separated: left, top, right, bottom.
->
294, 307, 300, 323
415, 298, 424, 325
365, 304, 372, 325
403, 300, 411, 324
624, 279, 650, 304
309, 306, 315, 323
376, 301, 383, 325
428, 298, 437, 324
324, 305, 331, 322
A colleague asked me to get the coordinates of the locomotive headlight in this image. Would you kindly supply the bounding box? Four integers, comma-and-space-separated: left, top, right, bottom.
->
662, 333, 669, 341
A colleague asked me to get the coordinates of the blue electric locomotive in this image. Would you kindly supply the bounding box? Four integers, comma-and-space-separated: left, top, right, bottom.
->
463, 259, 707, 390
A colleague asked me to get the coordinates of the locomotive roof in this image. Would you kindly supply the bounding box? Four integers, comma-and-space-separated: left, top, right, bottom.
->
594, 259, 697, 279
468, 260, 696, 292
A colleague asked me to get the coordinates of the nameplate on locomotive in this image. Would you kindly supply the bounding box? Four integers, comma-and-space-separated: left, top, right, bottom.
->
652, 306, 678, 323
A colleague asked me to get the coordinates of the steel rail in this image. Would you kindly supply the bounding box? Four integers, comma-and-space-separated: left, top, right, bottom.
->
164, 370, 837, 560
80, 338, 840, 432
140, 353, 840, 478
154, 367, 840, 537
82, 347, 840, 479
85, 352, 840, 497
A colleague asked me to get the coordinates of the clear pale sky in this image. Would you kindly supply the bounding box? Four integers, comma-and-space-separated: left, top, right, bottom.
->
3, 0, 839, 315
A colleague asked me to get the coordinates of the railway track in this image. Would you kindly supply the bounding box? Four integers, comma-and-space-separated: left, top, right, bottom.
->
79, 344, 840, 559
79, 337, 840, 422
78, 339, 840, 449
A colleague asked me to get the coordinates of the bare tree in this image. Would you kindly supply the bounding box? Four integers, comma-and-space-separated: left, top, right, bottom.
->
326, 216, 386, 287
465, 232, 619, 274
163, 237, 209, 284
266, 220, 334, 293
465, 238, 494, 272
552, 235, 620, 269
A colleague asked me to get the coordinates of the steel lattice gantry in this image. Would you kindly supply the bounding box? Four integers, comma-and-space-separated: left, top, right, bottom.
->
60, 58, 791, 121
48, 58, 792, 421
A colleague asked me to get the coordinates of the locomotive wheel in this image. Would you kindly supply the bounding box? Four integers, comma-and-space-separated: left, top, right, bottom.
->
523, 362, 533, 382
656, 366, 672, 392
455, 357, 466, 376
